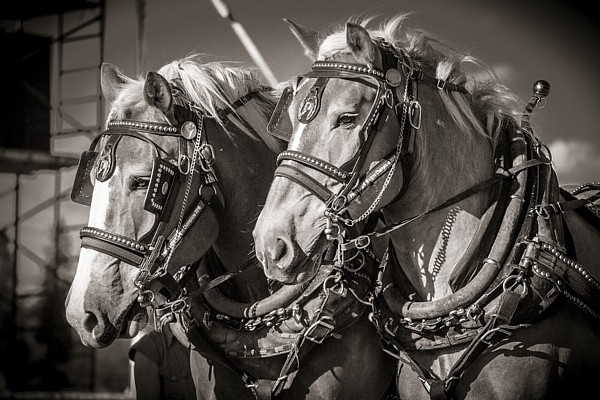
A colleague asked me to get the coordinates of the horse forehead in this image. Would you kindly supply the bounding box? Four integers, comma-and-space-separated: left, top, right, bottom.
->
113, 136, 159, 168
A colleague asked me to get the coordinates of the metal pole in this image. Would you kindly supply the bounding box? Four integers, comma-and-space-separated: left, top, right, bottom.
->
135, 0, 147, 75
209, 0, 279, 87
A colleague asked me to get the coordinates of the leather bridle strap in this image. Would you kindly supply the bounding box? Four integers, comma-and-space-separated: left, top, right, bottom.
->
217, 85, 273, 119
80, 227, 149, 266
343, 157, 552, 251
277, 150, 350, 182
275, 164, 335, 203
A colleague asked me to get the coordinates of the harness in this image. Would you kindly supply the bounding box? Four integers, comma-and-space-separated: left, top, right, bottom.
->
71, 85, 229, 304
72, 82, 381, 399
268, 39, 600, 399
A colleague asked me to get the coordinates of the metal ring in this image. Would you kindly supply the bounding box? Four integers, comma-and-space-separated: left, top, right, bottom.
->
537, 97, 548, 109
178, 154, 190, 175
354, 235, 371, 250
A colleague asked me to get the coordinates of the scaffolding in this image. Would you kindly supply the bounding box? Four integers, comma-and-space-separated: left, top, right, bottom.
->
0, 0, 131, 394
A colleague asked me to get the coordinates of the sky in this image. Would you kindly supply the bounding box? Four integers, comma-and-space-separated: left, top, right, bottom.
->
102, 0, 599, 184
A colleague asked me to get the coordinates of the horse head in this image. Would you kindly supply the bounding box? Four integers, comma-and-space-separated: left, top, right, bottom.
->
66, 57, 281, 348
254, 20, 416, 283
254, 16, 519, 288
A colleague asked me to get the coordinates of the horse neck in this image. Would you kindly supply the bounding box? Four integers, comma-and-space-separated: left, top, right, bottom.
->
384, 90, 496, 300
210, 127, 278, 301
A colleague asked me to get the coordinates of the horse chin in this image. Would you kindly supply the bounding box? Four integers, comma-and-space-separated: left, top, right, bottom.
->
85, 301, 146, 348
118, 302, 149, 339
268, 236, 329, 284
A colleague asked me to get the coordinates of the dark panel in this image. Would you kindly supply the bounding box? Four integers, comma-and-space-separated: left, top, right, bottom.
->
0, 0, 100, 20
0, 31, 51, 152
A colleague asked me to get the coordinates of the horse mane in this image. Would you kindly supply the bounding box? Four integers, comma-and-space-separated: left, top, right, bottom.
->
108, 54, 283, 153
318, 14, 525, 141
159, 54, 284, 152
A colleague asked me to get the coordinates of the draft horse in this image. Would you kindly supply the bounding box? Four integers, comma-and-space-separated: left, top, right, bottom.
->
65, 55, 394, 399
253, 15, 600, 399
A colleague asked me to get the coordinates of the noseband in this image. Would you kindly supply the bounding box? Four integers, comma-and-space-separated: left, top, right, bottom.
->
71, 84, 269, 303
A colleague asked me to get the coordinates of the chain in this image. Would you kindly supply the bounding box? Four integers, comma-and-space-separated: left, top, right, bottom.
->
161, 115, 204, 272
348, 74, 410, 225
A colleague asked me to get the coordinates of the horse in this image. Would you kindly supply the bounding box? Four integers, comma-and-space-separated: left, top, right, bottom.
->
65, 54, 394, 399
253, 15, 600, 399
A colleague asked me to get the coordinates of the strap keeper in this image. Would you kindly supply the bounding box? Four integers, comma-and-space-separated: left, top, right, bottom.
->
545, 202, 564, 214
304, 316, 335, 344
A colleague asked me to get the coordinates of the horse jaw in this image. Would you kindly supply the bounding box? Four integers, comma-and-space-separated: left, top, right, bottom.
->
66, 248, 139, 348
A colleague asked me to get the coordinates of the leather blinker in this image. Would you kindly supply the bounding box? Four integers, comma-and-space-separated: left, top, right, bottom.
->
144, 158, 178, 214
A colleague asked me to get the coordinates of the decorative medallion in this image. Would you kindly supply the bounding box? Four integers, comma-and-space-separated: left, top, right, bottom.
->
95, 143, 114, 182
181, 120, 197, 140
385, 68, 402, 87
298, 86, 321, 124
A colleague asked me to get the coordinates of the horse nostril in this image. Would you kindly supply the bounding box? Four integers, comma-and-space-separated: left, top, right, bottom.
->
83, 312, 98, 334
273, 238, 287, 263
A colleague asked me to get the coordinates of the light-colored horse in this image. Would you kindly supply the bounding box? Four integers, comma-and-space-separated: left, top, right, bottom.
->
65, 55, 394, 399
254, 15, 600, 399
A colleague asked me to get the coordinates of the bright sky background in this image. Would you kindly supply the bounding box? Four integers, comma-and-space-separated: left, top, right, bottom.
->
1, 0, 599, 292
103, 0, 599, 184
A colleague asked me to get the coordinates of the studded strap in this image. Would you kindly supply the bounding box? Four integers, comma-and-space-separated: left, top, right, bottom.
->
277, 150, 350, 182
80, 226, 149, 266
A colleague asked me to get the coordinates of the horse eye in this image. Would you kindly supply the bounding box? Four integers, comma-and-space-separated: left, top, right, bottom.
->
337, 113, 358, 128
131, 177, 150, 190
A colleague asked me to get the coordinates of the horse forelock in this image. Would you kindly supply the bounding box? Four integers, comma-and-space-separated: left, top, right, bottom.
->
317, 14, 524, 143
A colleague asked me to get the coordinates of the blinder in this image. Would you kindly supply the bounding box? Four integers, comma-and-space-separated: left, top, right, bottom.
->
267, 86, 294, 141
144, 158, 178, 214
70, 150, 97, 207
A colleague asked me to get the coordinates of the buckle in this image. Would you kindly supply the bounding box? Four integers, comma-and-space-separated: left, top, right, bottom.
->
304, 317, 335, 344
436, 79, 446, 90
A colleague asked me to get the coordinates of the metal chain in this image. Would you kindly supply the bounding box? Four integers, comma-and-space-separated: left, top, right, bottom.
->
348, 75, 410, 225
161, 115, 204, 272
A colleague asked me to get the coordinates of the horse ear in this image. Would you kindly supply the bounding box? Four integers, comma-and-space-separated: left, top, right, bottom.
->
101, 62, 128, 103
284, 18, 319, 60
144, 71, 173, 117
345, 22, 377, 65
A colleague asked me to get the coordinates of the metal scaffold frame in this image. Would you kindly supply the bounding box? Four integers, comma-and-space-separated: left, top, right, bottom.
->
0, 0, 123, 394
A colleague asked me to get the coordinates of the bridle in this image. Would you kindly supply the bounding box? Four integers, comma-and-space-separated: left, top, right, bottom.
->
268, 39, 469, 250
71, 83, 268, 305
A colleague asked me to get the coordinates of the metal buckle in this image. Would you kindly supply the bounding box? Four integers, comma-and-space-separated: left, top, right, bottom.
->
304, 317, 335, 344
408, 100, 422, 130
199, 144, 215, 170
178, 154, 190, 175
354, 235, 371, 250
436, 79, 446, 90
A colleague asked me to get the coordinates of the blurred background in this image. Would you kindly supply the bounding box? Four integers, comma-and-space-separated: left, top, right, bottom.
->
0, 0, 597, 397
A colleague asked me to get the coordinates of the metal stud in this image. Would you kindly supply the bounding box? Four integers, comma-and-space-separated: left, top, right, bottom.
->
181, 121, 197, 140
